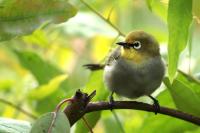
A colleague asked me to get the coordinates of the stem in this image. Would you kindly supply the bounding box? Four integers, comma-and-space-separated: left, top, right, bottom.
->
80, 0, 125, 37
48, 98, 74, 133
82, 116, 94, 133
112, 111, 125, 133
0, 98, 37, 119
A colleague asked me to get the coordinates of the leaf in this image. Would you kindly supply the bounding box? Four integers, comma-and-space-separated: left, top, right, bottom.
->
0, 118, 31, 133
84, 71, 109, 100
167, 0, 193, 81
15, 50, 62, 85
75, 71, 109, 132
75, 112, 101, 133
164, 71, 200, 117
145, 0, 168, 22
31, 112, 70, 133
29, 75, 67, 100
138, 90, 198, 133
102, 111, 125, 133
15, 50, 71, 114
0, 0, 77, 41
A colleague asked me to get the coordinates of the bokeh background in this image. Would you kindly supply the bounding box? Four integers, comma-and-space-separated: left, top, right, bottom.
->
0, 0, 200, 132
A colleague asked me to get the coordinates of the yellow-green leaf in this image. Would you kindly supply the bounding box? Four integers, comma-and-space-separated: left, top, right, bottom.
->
29, 75, 67, 100
0, 0, 77, 41
167, 0, 193, 81
164, 72, 200, 117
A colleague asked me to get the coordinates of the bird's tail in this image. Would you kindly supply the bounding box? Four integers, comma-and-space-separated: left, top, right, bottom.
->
83, 64, 105, 71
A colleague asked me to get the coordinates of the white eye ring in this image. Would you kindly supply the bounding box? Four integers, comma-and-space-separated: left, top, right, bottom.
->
133, 41, 141, 49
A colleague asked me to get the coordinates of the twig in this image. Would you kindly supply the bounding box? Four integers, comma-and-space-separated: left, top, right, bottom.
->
80, 0, 125, 37
48, 98, 74, 133
85, 101, 200, 126
112, 111, 125, 133
0, 98, 37, 119
82, 116, 94, 133
107, 6, 115, 21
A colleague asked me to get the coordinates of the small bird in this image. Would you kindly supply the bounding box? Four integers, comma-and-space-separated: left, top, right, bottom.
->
84, 31, 165, 114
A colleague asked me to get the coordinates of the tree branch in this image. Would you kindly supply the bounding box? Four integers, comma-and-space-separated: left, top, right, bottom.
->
64, 90, 200, 126
80, 0, 125, 37
0, 98, 37, 119
86, 101, 200, 126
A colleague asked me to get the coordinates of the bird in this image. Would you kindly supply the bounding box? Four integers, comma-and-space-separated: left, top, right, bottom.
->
84, 30, 165, 114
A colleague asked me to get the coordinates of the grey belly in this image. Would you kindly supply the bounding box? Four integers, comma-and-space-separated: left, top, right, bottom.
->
103, 58, 165, 99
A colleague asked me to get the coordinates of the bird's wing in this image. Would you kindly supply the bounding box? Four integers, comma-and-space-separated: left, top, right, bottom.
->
106, 47, 121, 65
83, 47, 121, 71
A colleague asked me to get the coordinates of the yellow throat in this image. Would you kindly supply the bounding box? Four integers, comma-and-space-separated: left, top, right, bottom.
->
120, 47, 149, 64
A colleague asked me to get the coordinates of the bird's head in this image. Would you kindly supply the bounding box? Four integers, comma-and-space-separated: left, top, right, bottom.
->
117, 31, 160, 64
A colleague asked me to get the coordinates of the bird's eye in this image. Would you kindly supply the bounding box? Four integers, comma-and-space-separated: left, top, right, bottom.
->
131, 41, 141, 50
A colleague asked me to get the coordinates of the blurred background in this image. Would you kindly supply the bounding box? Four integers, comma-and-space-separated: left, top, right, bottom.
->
0, 0, 200, 132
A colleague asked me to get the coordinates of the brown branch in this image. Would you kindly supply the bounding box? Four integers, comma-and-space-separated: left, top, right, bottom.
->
86, 101, 200, 126
0, 98, 37, 119
64, 90, 200, 127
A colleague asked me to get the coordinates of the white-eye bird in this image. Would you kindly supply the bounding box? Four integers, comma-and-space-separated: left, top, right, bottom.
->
84, 31, 165, 114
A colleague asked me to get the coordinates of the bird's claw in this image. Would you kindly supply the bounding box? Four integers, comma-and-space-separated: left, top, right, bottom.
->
149, 95, 160, 115
153, 99, 160, 115
109, 93, 115, 111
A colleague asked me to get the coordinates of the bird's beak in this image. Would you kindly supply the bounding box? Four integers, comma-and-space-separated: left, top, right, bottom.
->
116, 42, 129, 49
116, 42, 126, 46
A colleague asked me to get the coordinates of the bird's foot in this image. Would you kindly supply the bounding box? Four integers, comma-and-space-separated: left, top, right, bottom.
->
148, 95, 160, 115
109, 92, 115, 111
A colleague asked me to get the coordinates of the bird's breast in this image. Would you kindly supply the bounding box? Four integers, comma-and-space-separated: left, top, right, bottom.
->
103, 57, 165, 98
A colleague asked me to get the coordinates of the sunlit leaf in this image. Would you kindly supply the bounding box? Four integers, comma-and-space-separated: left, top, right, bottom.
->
164, 71, 200, 117
0, 118, 31, 133
30, 112, 70, 133
29, 74, 67, 100
0, 0, 77, 41
92, 35, 114, 62
167, 0, 193, 81
15, 50, 62, 85
146, 0, 168, 22
0, 79, 13, 91
15, 50, 70, 114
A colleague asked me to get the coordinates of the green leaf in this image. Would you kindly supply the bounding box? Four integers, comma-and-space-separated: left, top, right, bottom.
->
30, 112, 70, 133
0, 0, 77, 41
15, 50, 70, 114
15, 50, 62, 85
84, 71, 109, 100
29, 75, 67, 100
75, 112, 101, 133
102, 111, 125, 133
138, 90, 198, 133
167, 0, 193, 81
75, 71, 109, 132
0, 118, 31, 133
164, 71, 200, 117
145, 0, 168, 22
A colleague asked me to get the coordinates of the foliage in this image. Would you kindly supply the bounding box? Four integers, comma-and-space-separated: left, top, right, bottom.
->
30, 112, 70, 133
0, 0, 200, 133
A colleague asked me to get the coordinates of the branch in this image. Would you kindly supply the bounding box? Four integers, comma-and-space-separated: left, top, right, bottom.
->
64, 90, 200, 126
86, 101, 200, 126
0, 98, 37, 119
80, 0, 125, 37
